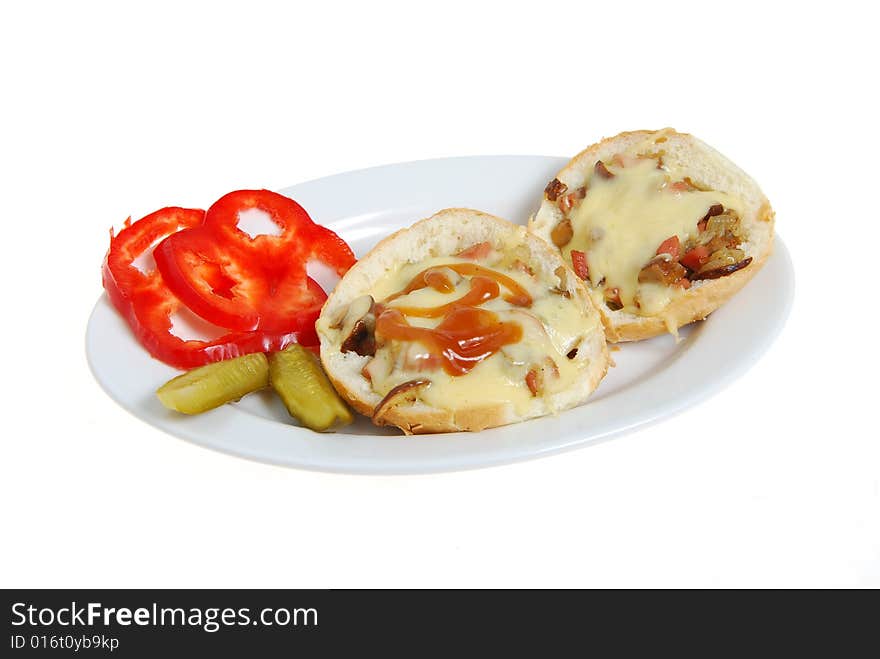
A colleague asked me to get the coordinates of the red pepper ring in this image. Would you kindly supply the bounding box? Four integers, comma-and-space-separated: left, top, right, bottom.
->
154, 189, 355, 333
203, 189, 313, 252
305, 221, 363, 274
153, 226, 331, 333
102, 206, 321, 370
204, 189, 355, 275
152, 227, 264, 331
104, 207, 205, 299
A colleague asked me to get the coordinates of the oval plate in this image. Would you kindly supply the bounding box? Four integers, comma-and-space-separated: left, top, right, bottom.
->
86, 156, 794, 474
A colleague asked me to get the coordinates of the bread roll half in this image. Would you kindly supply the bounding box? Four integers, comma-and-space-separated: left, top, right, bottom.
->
529, 129, 775, 342
316, 209, 610, 434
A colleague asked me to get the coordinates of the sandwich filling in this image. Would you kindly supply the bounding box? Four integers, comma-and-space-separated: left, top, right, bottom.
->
329, 240, 599, 419
544, 132, 751, 316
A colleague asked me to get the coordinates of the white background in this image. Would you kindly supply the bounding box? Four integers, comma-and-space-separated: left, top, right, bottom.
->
1, 1, 877, 588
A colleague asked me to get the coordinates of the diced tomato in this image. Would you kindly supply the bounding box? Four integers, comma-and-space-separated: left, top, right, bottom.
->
512, 259, 534, 276
570, 250, 589, 281
557, 187, 586, 213
154, 190, 355, 332
525, 368, 540, 397
669, 181, 691, 192
102, 207, 319, 369
656, 235, 681, 260
680, 245, 711, 271
455, 241, 493, 260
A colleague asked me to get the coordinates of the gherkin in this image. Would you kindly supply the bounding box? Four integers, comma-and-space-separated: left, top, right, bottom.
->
156, 353, 269, 414
269, 345, 353, 431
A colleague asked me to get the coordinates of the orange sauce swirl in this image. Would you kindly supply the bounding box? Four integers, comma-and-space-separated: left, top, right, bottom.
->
375, 305, 523, 376
387, 263, 532, 308
376, 262, 532, 376
393, 276, 498, 318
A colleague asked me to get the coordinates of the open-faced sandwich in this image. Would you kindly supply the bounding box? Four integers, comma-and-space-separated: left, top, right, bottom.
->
529, 129, 775, 341
316, 208, 610, 434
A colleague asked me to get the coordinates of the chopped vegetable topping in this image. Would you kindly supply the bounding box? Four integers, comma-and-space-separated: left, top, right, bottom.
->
604, 287, 623, 311
680, 245, 711, 271
594, 160, 615, 179
570, 250, 589, 281
544, 178, 568, 202
656, 235, 681, 260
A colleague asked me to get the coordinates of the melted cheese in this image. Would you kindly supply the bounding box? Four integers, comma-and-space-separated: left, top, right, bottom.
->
365, 253, 593, 414
635, 282, 673, 316
530, 295, 599, 355
419, 353, 535, 417
562, 143, 744, 315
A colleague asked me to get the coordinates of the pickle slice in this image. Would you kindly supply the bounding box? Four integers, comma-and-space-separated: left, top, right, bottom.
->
156, 353, 269, 415
268, 345, 353, 431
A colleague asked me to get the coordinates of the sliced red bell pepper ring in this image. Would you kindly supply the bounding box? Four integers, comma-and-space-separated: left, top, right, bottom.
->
102, 207, 320, 370
152, 228, 264, 331
103, 207, 204, 312
204, 189, 356, 276
154, 189, 355, 332
203, 189, 313, 252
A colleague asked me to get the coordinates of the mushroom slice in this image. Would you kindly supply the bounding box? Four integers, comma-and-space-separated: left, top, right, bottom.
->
594, 160, 615, 179
551, 218, 574, 247
638, 256, 688, 286
604, 287, 623, 310
337, 295, 377, 356
372, 379, 431, 424
690, 257, 753, 281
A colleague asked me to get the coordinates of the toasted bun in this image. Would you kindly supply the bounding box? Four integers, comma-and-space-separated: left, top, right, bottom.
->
529, 129, 775, 342
317, 208, 610, 434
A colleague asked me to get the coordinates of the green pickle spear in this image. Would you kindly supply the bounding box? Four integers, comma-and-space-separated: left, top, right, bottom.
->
156, 353, 269, 415
268, 345, 353, 431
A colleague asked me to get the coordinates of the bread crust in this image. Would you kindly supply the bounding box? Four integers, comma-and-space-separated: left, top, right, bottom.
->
529, 129, 775, 342
317, 209, 609, 434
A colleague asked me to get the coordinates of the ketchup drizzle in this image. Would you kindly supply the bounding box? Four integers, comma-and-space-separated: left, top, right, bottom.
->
376, 263, 531, 376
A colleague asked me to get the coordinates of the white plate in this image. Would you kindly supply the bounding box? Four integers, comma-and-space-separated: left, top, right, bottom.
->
86, 156, 794, 474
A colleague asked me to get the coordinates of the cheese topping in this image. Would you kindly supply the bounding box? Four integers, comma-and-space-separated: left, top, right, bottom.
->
362, 252, 595, 416
560, 141, 745, 315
